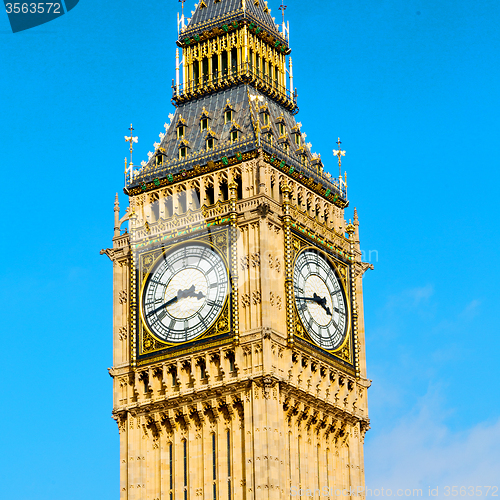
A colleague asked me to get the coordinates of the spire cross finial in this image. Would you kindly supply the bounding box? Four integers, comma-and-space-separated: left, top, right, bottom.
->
279, 4, 287, 17
124, 123, 138, 164
332, 137, 346, 177
279, 3, 287, 29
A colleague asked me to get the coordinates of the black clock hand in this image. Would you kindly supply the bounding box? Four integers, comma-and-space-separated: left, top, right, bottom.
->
321, 303, 332, 316
297, 293, 332, 316
147, 295, 178, 316
296, 293, 324, 304
177, 284, 206, 300
313, 293, 332, 316
147, 285, 206, 317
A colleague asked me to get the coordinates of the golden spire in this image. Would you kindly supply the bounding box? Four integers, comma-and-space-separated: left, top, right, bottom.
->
124, 123, 138, 164
332, 137, 346, 178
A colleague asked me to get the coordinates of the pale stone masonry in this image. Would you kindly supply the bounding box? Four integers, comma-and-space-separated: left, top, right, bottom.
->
102, 1, 372, 498
104, 158, 371, 499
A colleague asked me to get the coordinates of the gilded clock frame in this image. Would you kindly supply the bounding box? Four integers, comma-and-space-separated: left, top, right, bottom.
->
133, 226, 234, 366
290, 233, 354, 368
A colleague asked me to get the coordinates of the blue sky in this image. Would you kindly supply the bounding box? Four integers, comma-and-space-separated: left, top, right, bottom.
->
1, 1, 499, 498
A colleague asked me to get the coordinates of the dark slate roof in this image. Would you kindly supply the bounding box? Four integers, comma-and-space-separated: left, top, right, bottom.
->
131, 83, 315, 179
188, 0, 242, 27
156, 85, 256, 167
181, 0, 282, 40
128, 83, 347, 202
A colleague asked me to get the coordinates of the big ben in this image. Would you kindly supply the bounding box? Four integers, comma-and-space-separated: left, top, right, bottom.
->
103, 1, 372, 498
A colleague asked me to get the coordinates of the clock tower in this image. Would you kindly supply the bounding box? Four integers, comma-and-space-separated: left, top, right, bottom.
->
103, 1, 372, 498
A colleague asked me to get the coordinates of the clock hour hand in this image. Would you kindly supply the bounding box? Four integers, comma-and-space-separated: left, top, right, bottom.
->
177, 284, 205, 300
313, 293, 332, 316
321, 302, 332, 316
147, 285, 206, 317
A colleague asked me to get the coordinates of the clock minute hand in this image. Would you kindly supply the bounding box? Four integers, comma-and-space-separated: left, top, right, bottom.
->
297, 293, 323, 305
147, 295, 179, 316
297, 294, 332, 316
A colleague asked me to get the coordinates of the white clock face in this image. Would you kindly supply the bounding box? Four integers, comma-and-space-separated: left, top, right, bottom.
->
293, 250, 348, 350
142, 244, 229, 343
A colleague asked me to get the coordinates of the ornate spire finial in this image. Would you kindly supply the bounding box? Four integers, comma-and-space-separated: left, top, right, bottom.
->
279, 3, 287, 26
332, 137, 346, 178
124, 124, 138, 164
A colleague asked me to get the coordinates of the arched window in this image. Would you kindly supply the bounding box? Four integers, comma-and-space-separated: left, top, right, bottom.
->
212, 53, 219, 79
236, 177, 243, 200
227, 430, 232, 500
199, 359, 206, 379
231, 47, 238, 75
169, 443, 174, 500
222, 51, 228, 75
178, 189, 187, 213
150, 192, 160, 221
317, 444, 321, 493
298, 435, 302, 490
205, 184, 214, 205
202, 57, 209, 84
193, 62, 200, 87
212, 433, 217, 500
220, 181, 229, 201
183, 439, 188, 500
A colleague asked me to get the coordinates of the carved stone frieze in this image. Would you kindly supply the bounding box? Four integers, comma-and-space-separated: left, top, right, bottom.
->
269, 292, 282, 310
252, 290, 261, 305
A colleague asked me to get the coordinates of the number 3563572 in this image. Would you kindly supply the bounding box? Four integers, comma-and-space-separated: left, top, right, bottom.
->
5, 3, 62, 14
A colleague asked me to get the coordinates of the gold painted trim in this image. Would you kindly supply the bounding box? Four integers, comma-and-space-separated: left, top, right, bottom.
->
290, 241, 353, 361
133, 227, 234, 362
138, 241, 230, 347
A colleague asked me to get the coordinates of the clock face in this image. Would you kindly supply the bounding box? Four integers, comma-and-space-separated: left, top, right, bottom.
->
293, 249, 348, 350
142, 244, 229, 343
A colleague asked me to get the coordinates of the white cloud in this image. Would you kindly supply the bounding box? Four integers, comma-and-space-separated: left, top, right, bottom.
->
364, 392, 500, 496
